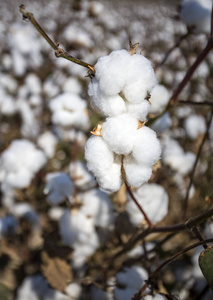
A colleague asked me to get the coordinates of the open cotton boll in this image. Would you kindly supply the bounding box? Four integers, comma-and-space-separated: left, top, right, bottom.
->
44, 172, 74, 206
162, 139, 196, 175
132, 126, 161, 166
123, 54, 157, 104
37, 131, 58, 158
69, 160, 96, 189
151, 112, 172, 134
94, 50, 131, 96
49, 93, 90, 131
125, 100, 150, 121
97, 162, 123, 193
79, 189, 114, 228
102, 114, 138, 155
0, 215, 18, 238
1, 139, 47, 189
143, 295, 165, 300
180, 0, 212, 34
65, 283, 82, 299
123, 156, 152, 188
149, 84, 170, 114
88, 78, 126, 116
184, 114, 206, 140
126, 183, 168, 226
114, 266, 148, 300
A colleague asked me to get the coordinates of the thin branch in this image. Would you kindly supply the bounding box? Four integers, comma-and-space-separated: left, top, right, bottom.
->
110, 208, 213, 261
167, 37, 213, 107
211, 0, 213, 38
19, 4, 95, 72
178, 100, 213, 106
135, 238, 213, 298
191, 226, 208, 249
121, 156, 153, 228
182, 110, 213, 220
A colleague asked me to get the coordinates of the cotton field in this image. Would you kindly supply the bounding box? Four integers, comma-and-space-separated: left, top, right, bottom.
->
0, 0, 213, 299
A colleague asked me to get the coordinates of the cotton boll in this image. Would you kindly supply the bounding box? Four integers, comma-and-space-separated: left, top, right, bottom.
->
151, 112, 172, 134
88, 78, 126, 116
1, 140, 47, 189
91, 285, 113, 300
65, 283, 82, 299
0, 94, 18, 116
97, 162, 123, 193
123, 157, 152, 188
132, 126, 161, 166
180, 0, 212, 34
62, 77, 82, 94
149, 84, 170, 114
126, 183, 169, 226
0, 215, 18, 238
143, 295, 165, 300
126, 100, 150, 121
184, 114, 206, 140
102, 114, 138, 155
44, 172, 74, 205
48, 207, 64, 221
69, 160, 96, 189
94, 50, 131, 96
123, 54, 157, 104
12, 203, 39, 229
49, 93, 90, 131
162, 139, 196, 175
25, 73, 42, 95
37, 131, 58, 158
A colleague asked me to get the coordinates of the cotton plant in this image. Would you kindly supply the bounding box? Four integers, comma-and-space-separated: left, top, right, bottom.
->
85, 49, 161, 193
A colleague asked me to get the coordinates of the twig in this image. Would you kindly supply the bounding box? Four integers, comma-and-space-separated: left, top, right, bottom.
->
19, 4, 95, 73
134, 238, 213, 298
182, 110, 213, 220
191, 226, 208, 249
178, 100, 213, 106
121, 156, 154, 228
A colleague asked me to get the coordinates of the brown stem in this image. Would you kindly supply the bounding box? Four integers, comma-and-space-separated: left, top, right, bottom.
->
19, 4, 95, 72
167, 37, 213, 107
179, 100, 213, 106
191, 226, 208, 249
182, 110, 213, 220
136, 238, 213, 297
121, 156, 153, 228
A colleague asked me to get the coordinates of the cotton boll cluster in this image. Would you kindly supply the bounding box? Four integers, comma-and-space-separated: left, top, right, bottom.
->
179, 0, 212, 34
85, 50, 161, 192
59, 189, 114, 267
49, 92, 90, 131
0, 139, 47, 189
44, 172, 74, 206
114, 266, 148, 300
126, 184, 168, 226
184, 114, 206, 140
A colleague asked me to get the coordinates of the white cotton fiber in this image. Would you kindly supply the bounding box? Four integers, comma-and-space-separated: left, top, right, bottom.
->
49, 93, 90, 131
37, 131, 58, 158
102, 114, 138, 155
143, 295, 165, 300
162, 139, 196, 175
180, 0, 212, 34
126, 183, 169, 225
149, 84, 170, 114
126, 100, 150, 121
88, 78, 126, 116
65, 283, 82, 299
44, 172, 74, 205
132, 126, 161, 166
1, 139, 47, 189
94, 50, 131, 96
69, 160, 96, 189
123, 156, 152, 187
123, 54, 157, 103
184, 114, 206, 140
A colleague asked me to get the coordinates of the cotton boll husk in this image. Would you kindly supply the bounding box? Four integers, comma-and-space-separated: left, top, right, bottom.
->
123, 54, 157, 104
126, 100, 150, 121
94, 50, 131, 96
44, 172, 74, 206
184, 114, 206, 140
132, 126, 161, 166
102, 114, 138, 155
69, 160, 96, 189
88, 78, 126, 116
123, 157, 152, 187
126, 183, 169, 225
149, 84, 170, 114
37, 131, 58, 158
